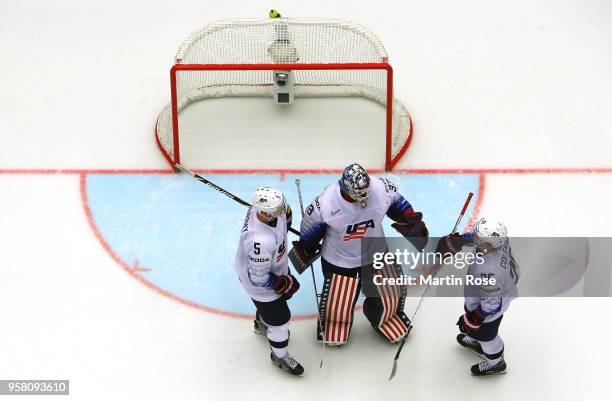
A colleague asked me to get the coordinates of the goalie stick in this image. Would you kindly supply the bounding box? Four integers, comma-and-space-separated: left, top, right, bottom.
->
175, 163, 300, 236
295, 178, 326, 368
388, 192, 474, 381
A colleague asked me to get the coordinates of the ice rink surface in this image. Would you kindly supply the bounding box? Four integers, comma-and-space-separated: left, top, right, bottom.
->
1, 0, 612, 400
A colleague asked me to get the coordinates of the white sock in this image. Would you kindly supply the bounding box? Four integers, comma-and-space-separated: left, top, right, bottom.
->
480, 335, 504, 365
271, 346, 288, 358
267, 322, 290, 358
486, 356, 503, 365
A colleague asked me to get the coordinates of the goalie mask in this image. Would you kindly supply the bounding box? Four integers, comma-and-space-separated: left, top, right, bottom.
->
473, 217, 508, 251
252, 187, 286, 221
339, 163, 371, 208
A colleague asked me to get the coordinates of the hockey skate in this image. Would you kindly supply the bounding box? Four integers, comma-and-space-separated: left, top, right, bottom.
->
270, 352, 304, 376
471, 358, 507, 376
456, 334, 485, 359
253, 312, 267, 336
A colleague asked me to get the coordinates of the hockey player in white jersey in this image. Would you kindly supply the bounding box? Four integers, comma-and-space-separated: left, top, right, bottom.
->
233, 187, 304, 375
290, 163, 428, 345
437, 217, 520, 375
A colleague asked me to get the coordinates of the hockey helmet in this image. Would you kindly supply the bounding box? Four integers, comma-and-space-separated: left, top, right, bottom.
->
473, 217, 508, 250
252, 187, 286, 220
339, 163, 371, 208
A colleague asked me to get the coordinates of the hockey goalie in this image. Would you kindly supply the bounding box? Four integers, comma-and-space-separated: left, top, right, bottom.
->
290, 163, 429, 345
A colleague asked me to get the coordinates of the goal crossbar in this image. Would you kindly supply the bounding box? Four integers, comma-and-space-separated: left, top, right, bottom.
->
155, 17, 414, 171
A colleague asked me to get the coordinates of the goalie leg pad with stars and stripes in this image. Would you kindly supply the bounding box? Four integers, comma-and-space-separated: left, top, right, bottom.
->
363, 262, 412, 343
317, 259, 361, 345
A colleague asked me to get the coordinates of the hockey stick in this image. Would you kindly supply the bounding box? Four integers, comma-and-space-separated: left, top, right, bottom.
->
295, 178, 326, 368
388, 192, 474, 381
175, 163, 300, 236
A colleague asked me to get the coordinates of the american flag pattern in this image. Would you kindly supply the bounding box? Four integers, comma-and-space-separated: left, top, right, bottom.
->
318, 273, 360, 345
373, 263, 411, 342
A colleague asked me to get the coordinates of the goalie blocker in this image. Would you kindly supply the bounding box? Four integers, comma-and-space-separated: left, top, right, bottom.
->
288, 241, 321, 274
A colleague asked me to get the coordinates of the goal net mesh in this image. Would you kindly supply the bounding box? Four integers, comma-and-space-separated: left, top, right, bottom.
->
156, 18, 412, 169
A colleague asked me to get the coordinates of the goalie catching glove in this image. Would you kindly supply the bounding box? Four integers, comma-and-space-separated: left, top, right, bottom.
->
272, 274, 300, 300
391, 212, 429, 250
288, 241, 321, 274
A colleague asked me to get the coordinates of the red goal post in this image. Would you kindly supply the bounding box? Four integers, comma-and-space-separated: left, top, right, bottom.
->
155, 17, 413, 171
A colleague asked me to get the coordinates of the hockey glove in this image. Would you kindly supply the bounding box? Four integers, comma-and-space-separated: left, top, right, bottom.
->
391, 212, 429, 250
457, 305, 486, 334
289, 241, 321, 274
272, 274, 300, 300
436, 233, 470, 255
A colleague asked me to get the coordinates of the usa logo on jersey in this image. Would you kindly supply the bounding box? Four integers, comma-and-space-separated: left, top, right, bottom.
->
343, 219, 375, 241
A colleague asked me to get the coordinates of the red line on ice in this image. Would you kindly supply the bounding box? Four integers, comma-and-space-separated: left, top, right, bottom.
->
6, 165, 603, 320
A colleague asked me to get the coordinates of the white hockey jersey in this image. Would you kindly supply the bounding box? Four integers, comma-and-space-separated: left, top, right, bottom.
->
299, 177, 415, 268
234, 207, 289, 302
464, 239, 520, 322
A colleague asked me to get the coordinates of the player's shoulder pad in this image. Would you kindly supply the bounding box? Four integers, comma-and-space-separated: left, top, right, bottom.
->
320, 182, 339, 200
376, 176, 399, 194
305, 195, 322, 217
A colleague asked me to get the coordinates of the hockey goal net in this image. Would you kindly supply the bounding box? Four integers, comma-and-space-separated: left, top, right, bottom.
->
156, 17, 413, 171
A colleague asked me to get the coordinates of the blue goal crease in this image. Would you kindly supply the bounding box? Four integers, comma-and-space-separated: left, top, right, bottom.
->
85, 173, 480, 317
